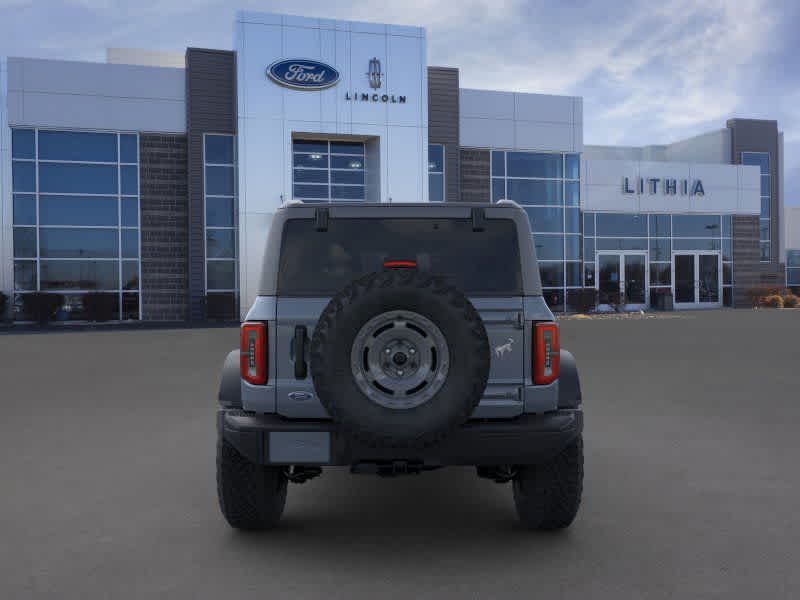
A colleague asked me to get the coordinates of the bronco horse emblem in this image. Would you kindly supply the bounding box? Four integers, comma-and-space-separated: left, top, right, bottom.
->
494, 337, 514, 358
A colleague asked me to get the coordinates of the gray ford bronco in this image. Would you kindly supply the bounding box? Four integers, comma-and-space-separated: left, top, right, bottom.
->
216, 201, 583, 530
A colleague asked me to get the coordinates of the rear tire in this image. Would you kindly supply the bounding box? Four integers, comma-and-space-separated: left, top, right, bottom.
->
216, 436, 287, 530
512, 435, 583, 530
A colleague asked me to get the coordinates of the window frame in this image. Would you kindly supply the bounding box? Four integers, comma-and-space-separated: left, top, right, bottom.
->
203, 133, 239, 295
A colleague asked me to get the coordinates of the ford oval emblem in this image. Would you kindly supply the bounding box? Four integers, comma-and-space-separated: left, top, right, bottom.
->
288, 391, 314, 402
267, 59, 340, 90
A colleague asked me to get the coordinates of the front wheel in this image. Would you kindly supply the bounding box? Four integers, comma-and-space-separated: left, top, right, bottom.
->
512, 435, 584, 530
216, 436, 287, 530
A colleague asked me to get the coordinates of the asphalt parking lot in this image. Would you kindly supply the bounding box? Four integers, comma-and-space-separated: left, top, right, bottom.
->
1, 309, 799, 599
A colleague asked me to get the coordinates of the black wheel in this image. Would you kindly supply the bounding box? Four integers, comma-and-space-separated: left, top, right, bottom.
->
513, 435, 584, 530
216, 436, 287, 530
310, 269, 490, 448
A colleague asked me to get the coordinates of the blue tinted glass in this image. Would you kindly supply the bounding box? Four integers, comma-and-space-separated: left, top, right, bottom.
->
741, 152, 769, 174
650, 264, 671, 286
40, 260, 119, 291
13, 227, 36, 257
721, 215, 732, 237
38, 131, 117, 162
538, 262, 564, 287
12, 129, 35, 159
584, 262, 595, 286
649, 238, 671, 261
293, 140, 328, 154
39, 163, 118, 194
122, 229, 139, 258
566, 262, 581, 287
722, 238, 732, 261
123, 261, 139, 290
207, 229, 236, 258
596, 238, 647, 250
330, 141, 364, 155
13, 194, 36, 225
294, 184, 328, 199
533, 235, 563, 260
565, 181, 579, 206
120, 134, 138, 163
507, 180, 562, 205
332, 185, 365, 200
206, 197, 234, 227
428, 145, 444, 172
787, 251, 800, 268
565, 154, 580, 179
492, 178, 505, 202
331, 155, 364, 169
789, 268, 800, 285
122, 293, 140, 320
673, 238, 721, 251
121, 166, 138, 195
760, 242, 770, 261
565, 235, 581, 260
206, 166, 234, 195
121, 198, 138, 226
207, 260, 236, 290
583, 213, 594, 236
205, 135, 234, 164
507, 152, 562, 178
429, 174, 444, 202
40, 195, 118, 226
40, 228, 118, 258
723, 263, 732, 285
565, 208, 580, 233
649, 214, 671, 237
524, 206, 563, 233
673, 214, 720, 237
761, 197, 770, 218
331, 170, 365, 185
759, 220, 770, 240
14, 261, 37, 291
583, 238, 594, 261
12, 161, 36, 192
491, 151, 505, 177
595, 213, 647, 237
761, 175, 770, 196
294, 168, 328, 184
293, 153, 328, 168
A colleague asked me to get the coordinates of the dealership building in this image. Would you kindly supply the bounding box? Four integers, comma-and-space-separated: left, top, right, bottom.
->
0, 10, 795, 321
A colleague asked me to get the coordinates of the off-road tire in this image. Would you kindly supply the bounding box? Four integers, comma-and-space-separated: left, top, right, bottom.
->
512, 435, 583, 530
216, 436, 287, 530
310, 269, 490, 448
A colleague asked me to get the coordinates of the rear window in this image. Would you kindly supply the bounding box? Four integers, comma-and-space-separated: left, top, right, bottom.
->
277, 217, 522, 296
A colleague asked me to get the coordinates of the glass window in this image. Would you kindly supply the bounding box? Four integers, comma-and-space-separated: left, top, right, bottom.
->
13, 227, 37, 258
122, 293, 140, 320
330, 141, 364, 155
673, 238, 721, 251
723, 263, 732, 285
332, 170, 365, 185
538, 262, 564, 287
39, 163, 118, 194
429, 174, 444, 202
121, 198, 139, 227
120, 229, 138, 259
565, 208, 580, 233
583, 213, 595, 237
507, 152, 562, 178
207, 260, 237, 290
38, 130, 117, 162
122, 261, 139, 290
760, 175, 770, 197
542, 288, 564, 312
13, 194, 36, 225
428, 144, 445, 202
595, 213, 647, 237
205, 135, 234, 164
206, 229, 236, 259
507, 180, 562, 205
293, 183, 328, 199
12, 129, 35, 159
596, 238, 647, 251
721, 215, 732, 237
761, 197, 770, 218
524, 206, 563, 233
787, 267, 800, 285
331, 156, 364, 170
14, 261, 37, 291
649, 238, 671, 261
723, 287, 732, 307
722, 238, 732, 262
787, 251, 800, 268
565, 235, 581, 260
760, 242, 770, 261
584, 262, 595, 286
491, 151, 505, 177
293, 153, 329, 169
583, 238, 594, 262
40, 261, 119, 290
533, 235, 564, 261
565, 181, 579, 206
12, 161, 36, 192
492, 179, 505, 202
741, 152, 769, 174
649, 214, 671, 237
650, 264, 671, 286
332, 185, 365, 200
206, 197, 234, 227
293, 140, 328, 154
428, 144, 444, 173
120, 134, 138, 163
565, 262, 581, 287
39, 195, 118, 226
672, 214, 721, 237
121, 165, 138, 195
206, 166, 235, 196
565, 154, 580, 180
39, 228, 118, 258
294, 168, 328, 184
759, 219, 770, 241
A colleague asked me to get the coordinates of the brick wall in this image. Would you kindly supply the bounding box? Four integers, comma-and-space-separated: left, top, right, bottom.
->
139, 134, 189, 321
732, 216, 760, 307
460, 149, 490, 203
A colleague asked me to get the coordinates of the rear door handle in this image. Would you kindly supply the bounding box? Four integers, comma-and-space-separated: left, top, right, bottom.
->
292, 326, 308, 379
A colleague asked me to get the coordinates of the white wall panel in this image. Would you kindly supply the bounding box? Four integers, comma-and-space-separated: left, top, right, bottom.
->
514, 92, 572, 123
460, 89, 514, 120
514, 121, 574, 152
349, 32, 388, 126
387, 34, 422, 127
459, 117, 513, 149
387, 125, 423, 202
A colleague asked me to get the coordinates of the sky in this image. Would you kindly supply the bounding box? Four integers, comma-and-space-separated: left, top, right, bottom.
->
1, 0, 798, 205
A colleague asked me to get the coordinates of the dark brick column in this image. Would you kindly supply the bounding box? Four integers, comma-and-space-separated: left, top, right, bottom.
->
428, 67, 460, 202
732, 215, 760, 307
139, 134, 189, 321
459, 148, 490, 203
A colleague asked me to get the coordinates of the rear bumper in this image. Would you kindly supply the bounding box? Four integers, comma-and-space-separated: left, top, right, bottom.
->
218, 408, 583, 467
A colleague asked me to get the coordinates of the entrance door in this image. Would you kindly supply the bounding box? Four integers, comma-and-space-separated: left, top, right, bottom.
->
672, 252, 721, 309
596, 252, 648, 311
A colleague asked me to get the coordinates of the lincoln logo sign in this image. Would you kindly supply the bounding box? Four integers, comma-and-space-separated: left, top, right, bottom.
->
623, 177, 705, 196
266, 59, 340, 90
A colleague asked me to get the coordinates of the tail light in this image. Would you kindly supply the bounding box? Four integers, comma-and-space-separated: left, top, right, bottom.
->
240, 322, 267, 385
533, 322, 560, 385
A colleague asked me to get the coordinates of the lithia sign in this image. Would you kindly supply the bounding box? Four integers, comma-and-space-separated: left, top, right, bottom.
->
623, 177, 705, 196
266, 57, 406, 103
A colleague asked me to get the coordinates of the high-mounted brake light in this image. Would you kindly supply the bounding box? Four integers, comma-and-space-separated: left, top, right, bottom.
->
533, 322, 560, 385
240, 322, 267, 385
383, 260, 417, 268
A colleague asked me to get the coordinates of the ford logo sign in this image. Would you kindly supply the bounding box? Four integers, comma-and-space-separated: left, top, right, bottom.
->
267, 59, 340, 90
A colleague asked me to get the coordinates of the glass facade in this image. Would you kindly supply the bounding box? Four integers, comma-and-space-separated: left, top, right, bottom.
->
491, 150, 581, 311
787, 250, 800, 288
742, 152, 770, 261
204, 134, 238, 307
292, 140, 365, 202
428, 144, 444, 202
11, 128, 141, 320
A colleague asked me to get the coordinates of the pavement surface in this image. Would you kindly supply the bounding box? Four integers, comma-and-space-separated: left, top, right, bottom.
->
1, 309, 798, 599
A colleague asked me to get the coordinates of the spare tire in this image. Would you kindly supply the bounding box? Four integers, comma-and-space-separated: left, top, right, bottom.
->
310, 269, 490, 448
